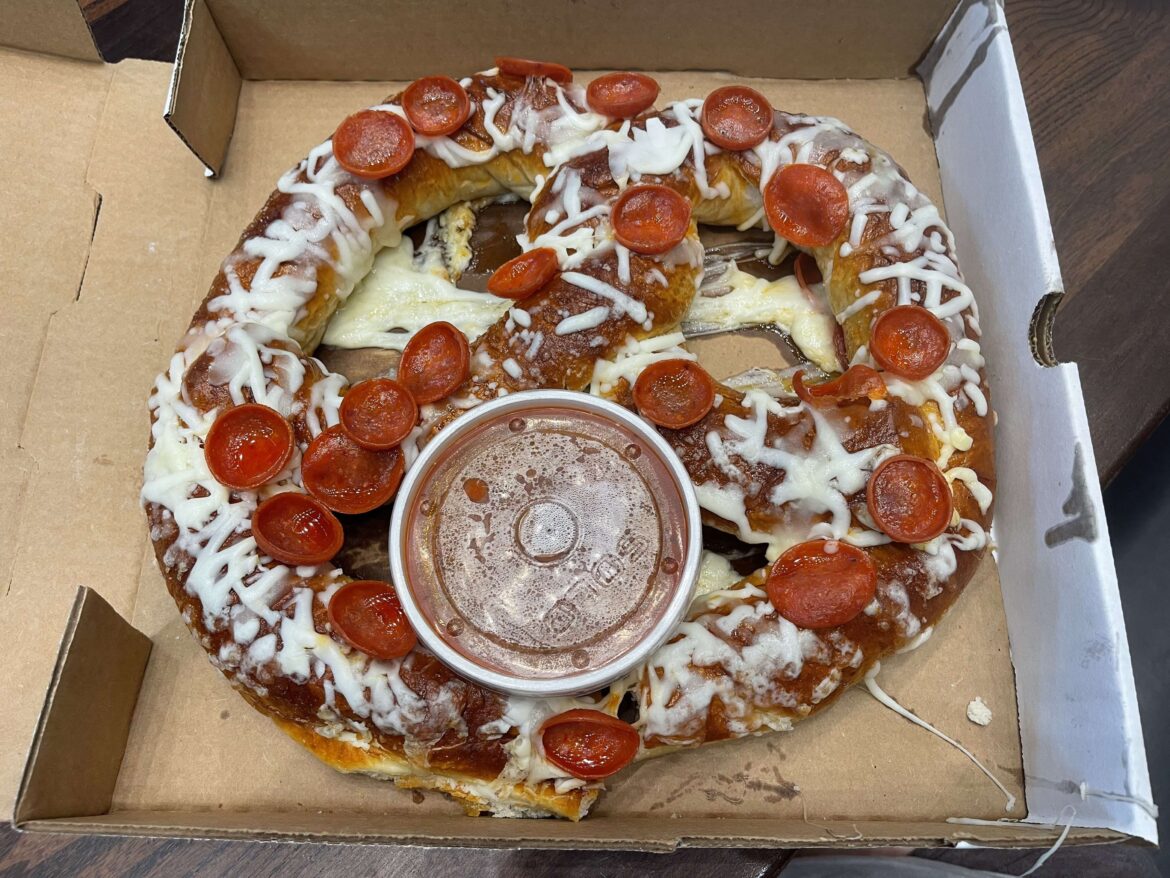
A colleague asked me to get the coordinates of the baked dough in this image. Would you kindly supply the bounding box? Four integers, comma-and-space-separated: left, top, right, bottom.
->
143, 66, 993, 819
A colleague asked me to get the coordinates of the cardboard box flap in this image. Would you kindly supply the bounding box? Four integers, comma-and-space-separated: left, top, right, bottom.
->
165, 0, 957, 173
0, 0, 101, 62
165, 0, 242, 176
204, 0, 957, 81
0, 16, 112, 589
14, 588, 151, 825
0, 41, 121, 820
920, 1, 1157, 843
0, 53, 208, 824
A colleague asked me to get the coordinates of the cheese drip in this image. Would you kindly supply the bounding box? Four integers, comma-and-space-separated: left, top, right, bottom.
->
331, 232, 841, 372
685, 263, 839, 373
323, 237, 511, 350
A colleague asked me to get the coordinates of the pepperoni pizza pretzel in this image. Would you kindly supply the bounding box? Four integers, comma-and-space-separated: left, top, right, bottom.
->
144, 59, 994, 819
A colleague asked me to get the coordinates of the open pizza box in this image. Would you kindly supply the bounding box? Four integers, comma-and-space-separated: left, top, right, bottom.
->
0, 0, 1157, 852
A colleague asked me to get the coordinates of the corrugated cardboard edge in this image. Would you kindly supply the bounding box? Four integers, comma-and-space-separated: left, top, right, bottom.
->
0, 0, 101, 62
919, 0, 1157, 845
15, 811, 1130, 852
13, 588, 152, 827
164, 0, 241, 177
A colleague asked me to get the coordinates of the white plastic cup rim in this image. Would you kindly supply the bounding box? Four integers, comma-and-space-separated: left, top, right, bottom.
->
388, 389, 703, 698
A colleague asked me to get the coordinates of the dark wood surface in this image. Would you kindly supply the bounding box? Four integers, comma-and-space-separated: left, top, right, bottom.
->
4, 0, 1167, 874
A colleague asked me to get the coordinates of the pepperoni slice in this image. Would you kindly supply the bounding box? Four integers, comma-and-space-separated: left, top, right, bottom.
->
611, 184, 692, 255
495, 56, 572, 84
339, 378, 418, 451
867, 454, 953, 543
793, 365, 887, 406
328, 580, 417, 661
204, 403, 294, 491
402, 76, 472, 137
700, 85, 774, 150
586, 72, 659, 118
252, 492, 343, 566
869, 304, 952, 380
332, 109, 415, 179
487, 247, 559, 300
764, 164, 850, 248
766, 539, 877, 629
633, 359, 716, 429
397, 322, 471, 404
539, 709, 639, 780
301, 425, 404, 514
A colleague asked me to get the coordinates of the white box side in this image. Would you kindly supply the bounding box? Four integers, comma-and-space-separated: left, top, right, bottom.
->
921, 0, 1156, 843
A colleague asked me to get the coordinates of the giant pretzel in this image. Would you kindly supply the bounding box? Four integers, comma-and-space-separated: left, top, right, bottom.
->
144, 60, 994, 819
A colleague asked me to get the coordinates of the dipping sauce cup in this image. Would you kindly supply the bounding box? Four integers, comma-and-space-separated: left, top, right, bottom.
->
389, 390, 701, 697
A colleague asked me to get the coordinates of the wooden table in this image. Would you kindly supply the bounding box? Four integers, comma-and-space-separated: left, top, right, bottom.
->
1012, 0, 1170, 482
5, 0, 1167, 873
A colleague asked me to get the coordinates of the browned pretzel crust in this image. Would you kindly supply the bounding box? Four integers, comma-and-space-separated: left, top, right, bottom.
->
144, 68, 994, 818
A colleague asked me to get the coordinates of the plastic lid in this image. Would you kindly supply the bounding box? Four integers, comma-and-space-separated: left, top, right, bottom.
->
389, 390, 701, 696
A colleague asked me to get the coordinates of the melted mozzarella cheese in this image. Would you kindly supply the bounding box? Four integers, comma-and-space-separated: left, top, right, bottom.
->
322, 238, 510, 350
330, 231, 843, 381
639, 578, 845, 740
702, 390, 895, 548
694, 550, 743, 599
588, 332, 695, 396
685, 263, 840, 373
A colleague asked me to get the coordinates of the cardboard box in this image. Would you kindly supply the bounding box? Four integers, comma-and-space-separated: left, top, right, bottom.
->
1, 0, 1157, 850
